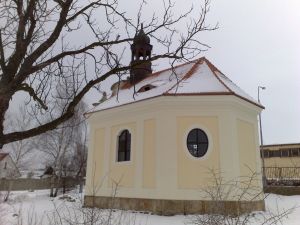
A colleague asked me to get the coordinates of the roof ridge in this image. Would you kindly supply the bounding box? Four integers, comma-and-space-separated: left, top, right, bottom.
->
203, 58, 234, 94
87, 57, 265, 114
121, 57, 203, 90
151, 57, 201, 77
204, 59, 263, 108
165, 58, 204, 94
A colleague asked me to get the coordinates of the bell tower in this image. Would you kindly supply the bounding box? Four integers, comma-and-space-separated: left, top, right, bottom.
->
130, 24, 152, 84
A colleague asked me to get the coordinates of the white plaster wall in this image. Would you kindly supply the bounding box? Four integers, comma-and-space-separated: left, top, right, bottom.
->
85, 95, 263, 201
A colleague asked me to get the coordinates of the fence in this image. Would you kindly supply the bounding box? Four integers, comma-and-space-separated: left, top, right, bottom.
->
0, 177, 84, 191
264, 167, 300, 186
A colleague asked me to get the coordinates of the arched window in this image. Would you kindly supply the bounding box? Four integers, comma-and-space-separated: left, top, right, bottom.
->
186, 128, 209, 158
117, 130, 131, 162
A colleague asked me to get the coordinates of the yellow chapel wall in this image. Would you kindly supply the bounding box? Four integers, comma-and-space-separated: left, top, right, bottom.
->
237, 119, 258, 177
85, 127, 106, 195
176, 116, 220, 189
142, 119, 156, 189
236, 110, 263, 193
85, 95, 263, 201
108, 122, 137, 188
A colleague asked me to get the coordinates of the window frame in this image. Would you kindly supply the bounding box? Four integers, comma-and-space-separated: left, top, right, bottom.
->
273, 150, 281, 157
262, 149, 269, 158
280, 148, 289, 157
291, 148, 300, 157
183, 125, 212, 161
116, 129, 132, 162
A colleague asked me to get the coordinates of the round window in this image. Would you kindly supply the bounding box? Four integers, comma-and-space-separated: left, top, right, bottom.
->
186, 128, 209, 158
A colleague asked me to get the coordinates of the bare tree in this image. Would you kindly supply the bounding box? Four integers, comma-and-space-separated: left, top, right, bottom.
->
188, 168, 294, 225
4, 105, 34, 171
0, 0, 217, 148
37, 83, 87, 197
69, 132, 88, 178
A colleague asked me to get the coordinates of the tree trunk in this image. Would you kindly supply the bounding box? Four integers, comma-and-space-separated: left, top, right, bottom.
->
79, 178, 83, 193
3, 180, 12, 202
50, 175, 55, 197
54, 175, 62, 197
0, 94, 11, 148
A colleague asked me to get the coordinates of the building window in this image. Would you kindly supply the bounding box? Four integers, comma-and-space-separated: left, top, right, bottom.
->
262, 149, 269, 158
291, 148, 300, 157
268, 150, 274, 157
261, 148, 300, 158
273, 150, 281, 157
186, 128, 209, 158
4, 162, 7, 169
117, 130, 131, 162
280, 149, 289, 157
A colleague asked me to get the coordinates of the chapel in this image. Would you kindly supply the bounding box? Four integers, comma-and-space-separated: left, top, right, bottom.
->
84, 26, 265, 215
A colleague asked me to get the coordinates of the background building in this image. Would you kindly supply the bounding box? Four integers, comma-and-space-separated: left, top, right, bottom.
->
261, 143, 300, 185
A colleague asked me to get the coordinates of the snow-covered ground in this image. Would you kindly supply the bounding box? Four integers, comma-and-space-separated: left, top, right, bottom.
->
0, 189, 299, 225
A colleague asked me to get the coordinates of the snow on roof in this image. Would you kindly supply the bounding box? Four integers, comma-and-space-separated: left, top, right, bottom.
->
87, 57, 262, 114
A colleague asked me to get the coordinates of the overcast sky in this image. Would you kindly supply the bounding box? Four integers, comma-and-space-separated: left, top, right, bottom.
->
193, 0, 300, 145
9, 0, 300, 146
115, 0, 300, 145
95, 0, 300, 145
83, 0, 300, 145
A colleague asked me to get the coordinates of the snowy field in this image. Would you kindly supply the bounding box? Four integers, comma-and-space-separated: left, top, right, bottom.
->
1, 189, 300, 225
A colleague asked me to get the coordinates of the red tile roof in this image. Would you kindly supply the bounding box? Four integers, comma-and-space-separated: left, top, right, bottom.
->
87, 57, 263, 114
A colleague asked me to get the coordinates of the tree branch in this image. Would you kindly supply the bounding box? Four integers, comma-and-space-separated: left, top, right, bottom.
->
0, 0, 217, 147
29, 38, 132, 75
0, 30, 6, 71
17, 83, 48, 110
19, 0, 73, 74
0, 52, 179, 144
